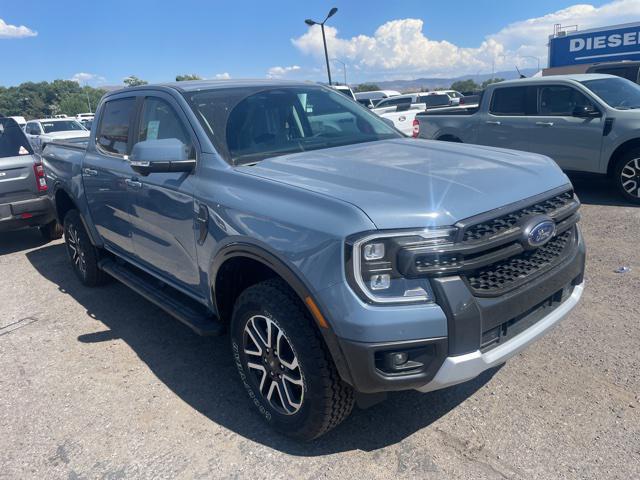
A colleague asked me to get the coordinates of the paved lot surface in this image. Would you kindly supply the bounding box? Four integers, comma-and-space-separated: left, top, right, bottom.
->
1, 177, 639, 480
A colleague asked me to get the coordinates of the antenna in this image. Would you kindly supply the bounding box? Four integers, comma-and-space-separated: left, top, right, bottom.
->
515, 65, 526, 79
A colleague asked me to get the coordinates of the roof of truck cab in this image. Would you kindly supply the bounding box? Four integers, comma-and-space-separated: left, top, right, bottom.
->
496, 74, 615, 86
106, 79, 315, 96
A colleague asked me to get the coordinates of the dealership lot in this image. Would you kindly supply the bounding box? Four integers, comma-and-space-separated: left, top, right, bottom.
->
0, 176, 638, 480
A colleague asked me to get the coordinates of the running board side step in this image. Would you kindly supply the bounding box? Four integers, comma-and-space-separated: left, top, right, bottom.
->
99, 259, 224, 336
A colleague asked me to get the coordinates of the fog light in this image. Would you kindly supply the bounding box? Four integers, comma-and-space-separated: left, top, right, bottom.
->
391, 352, 408, 366
370, 274, 390, 290
363, 242, 385, 260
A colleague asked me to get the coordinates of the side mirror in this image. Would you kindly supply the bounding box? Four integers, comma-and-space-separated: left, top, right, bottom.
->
130, 138, 196, 176
572, 105, 601, 118
381, 118, 395, 128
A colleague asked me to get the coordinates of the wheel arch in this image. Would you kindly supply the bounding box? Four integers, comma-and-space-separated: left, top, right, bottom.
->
607, 138, 640, 176
210, 243, 354, 385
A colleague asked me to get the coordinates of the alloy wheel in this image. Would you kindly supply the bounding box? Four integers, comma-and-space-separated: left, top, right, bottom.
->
67, 225, 87, 276
620, 158, 640, 198
243, 314, 304, 415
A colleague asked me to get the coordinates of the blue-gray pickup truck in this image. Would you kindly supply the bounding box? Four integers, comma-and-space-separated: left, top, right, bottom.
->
43, 80, 585, 440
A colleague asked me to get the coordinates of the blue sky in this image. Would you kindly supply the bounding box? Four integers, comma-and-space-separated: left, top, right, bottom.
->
0, 0, 629, 86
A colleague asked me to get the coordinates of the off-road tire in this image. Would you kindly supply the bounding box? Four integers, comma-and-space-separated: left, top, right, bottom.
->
63, 210, 108, 286
231, 278, 354, 440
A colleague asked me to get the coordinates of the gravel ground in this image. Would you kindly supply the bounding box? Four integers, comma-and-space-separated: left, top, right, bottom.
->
1, 176, 638, 480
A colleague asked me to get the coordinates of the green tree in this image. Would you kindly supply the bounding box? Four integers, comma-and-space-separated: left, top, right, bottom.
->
175, 74, 202, 81
123, 75, 148, 87
0, 80, 107, 119
450, 79, 480, 93
353, 83, 380, 93
481, 77, 505, 89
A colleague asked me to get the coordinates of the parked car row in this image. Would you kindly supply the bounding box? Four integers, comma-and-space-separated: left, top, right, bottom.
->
33, 79, 585, 440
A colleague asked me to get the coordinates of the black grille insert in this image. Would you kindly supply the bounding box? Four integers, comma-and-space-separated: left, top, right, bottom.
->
465, 229, 574, 294
463, 191, 574, 243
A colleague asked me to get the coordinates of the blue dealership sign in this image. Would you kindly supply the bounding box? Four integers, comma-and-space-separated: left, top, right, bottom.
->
549, 22, 640, 67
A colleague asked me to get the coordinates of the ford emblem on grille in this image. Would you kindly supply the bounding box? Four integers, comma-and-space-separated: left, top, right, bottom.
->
523, 216, 556, 249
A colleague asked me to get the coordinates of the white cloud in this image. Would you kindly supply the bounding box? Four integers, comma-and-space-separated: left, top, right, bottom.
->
267, 65, 301, 78
214, 72, 231, 79
0, 18, 37, 39
292, 0, 640, 78
70, 72, 106, 85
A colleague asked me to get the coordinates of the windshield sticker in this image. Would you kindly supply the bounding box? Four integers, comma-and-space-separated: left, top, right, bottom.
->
146, 121, 160, 140
19, 146, 29, 155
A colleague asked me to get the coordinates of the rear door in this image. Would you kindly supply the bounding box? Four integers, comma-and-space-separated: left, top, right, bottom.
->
82, 96, 138, 254
0, 119, 39, 218
476, 86, 533, 152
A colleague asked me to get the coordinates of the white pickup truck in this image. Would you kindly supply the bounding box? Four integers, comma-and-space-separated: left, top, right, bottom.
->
373, 94, 457, 135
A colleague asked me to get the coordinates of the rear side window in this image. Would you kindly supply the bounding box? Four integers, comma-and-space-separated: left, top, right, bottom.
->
490, 87, 528, 115
97, 98, 136, 156
0, 119, 34, 158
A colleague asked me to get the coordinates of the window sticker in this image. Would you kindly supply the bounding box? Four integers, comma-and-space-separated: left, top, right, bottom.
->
146, 120, 160, 140
19, 146, 29, 155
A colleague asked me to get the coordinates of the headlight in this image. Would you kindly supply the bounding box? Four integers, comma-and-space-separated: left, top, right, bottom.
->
346, 228, 458, 304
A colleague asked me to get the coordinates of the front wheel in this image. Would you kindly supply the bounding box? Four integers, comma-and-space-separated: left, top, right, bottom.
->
613, 151, 640, 204
231, 278, 354, 440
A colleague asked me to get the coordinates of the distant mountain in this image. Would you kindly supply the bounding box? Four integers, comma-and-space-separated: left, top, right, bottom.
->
363, 68, 538, 92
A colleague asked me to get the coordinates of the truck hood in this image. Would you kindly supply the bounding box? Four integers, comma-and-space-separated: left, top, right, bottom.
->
239, 138, 570, 229
42, 130, 90, 140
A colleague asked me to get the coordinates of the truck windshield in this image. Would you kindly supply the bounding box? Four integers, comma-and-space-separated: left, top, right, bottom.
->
187, 86, 401, 165
41, 120, 86, 133
0, 118, 34, 158
581, 77, 640, 109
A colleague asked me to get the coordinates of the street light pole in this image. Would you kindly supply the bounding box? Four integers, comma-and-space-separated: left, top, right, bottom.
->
305, 7, 338, 86
521, 55, 541, 72
332, 58, 347, 84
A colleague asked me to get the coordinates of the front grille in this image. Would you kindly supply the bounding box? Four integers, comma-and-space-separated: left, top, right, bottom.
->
463, 191, 574, 243
466, 229, 574, 294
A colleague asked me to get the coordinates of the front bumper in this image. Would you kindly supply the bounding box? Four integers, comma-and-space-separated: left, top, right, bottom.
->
0, 196, 55, 232
330, 228, 585, 394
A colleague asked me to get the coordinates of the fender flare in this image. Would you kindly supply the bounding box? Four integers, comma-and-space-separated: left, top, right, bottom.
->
209, 241, 355, 386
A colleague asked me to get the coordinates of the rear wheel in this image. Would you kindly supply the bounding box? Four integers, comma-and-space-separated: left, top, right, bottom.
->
39, 220, 63, 241
614, 150, 640, 204
63, 210, 107, 286
231, 278, 354, 440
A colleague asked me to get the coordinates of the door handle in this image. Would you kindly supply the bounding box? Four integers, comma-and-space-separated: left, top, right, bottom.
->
486, 120, 501, 126
125, 178, 143, 189
83, 168, 98, 176
535, 121, 554, 127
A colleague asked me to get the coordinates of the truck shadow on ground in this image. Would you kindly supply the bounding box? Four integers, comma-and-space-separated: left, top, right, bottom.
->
568, 173, 639, 208
0, 229, 49, 256
27, 242, 499, 455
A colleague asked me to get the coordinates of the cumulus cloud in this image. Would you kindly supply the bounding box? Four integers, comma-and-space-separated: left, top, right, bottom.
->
214, 72, 231, 79
70, 72, 106, 85
0, 18, 37, 39
292, 0, 640, 77
267, 65, 301, 78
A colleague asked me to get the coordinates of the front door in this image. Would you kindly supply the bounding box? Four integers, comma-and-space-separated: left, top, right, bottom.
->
525, 85, 604, 173
83, 96, 137, 254
128, 94, 200, 293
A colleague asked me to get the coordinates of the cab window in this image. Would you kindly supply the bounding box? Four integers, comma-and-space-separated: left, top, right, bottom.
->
490, 87, 528, 115
97, 98, 136, 156
537, 86, 593, 116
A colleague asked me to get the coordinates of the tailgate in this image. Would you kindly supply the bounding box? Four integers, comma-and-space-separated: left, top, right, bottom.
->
0, 154, 39, 204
